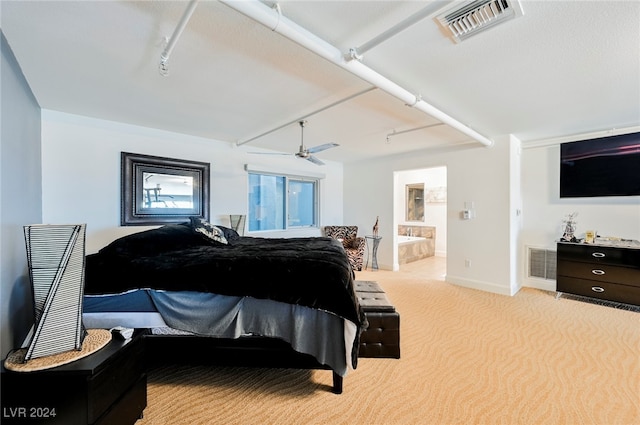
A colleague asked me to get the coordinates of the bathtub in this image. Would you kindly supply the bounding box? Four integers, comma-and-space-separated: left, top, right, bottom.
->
397, 235, 426, 244
397, 233, 434, 264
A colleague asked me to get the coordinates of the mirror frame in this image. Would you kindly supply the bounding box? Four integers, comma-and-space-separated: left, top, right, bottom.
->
121, 152, 210, 226
405, 183, 425, 222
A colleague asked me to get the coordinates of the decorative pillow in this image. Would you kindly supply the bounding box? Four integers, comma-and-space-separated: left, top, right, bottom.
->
214, 224, 240, 242
190, 217, 228, 245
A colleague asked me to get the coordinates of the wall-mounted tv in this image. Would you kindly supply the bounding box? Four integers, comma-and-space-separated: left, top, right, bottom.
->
560, 131, 640, 198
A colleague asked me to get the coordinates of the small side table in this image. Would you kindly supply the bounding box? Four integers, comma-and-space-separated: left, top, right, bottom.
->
365, 235, 382, 270
1, 333, 146, 425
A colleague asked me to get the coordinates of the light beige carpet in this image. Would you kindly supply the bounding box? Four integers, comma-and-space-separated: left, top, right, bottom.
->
140, 258, 639, 425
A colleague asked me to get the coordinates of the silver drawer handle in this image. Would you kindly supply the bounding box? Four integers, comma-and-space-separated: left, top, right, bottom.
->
591, 269, 605, 275
592, 252, 605, 258
591, 286, 605, 293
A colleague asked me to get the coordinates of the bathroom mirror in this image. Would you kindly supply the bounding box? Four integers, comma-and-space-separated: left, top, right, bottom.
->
406, 183, 424, 222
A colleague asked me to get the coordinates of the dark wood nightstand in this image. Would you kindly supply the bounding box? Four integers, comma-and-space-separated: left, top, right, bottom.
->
1, 333, 146, 425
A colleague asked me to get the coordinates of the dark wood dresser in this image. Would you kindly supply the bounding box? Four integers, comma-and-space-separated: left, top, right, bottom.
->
556, 241, 640, 306
1, 334, 146, 425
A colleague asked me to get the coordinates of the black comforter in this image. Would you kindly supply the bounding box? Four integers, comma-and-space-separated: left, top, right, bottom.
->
84, 223, 362, 328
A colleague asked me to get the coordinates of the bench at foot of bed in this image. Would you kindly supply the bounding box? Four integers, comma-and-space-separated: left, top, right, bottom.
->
355, 281, 401, 359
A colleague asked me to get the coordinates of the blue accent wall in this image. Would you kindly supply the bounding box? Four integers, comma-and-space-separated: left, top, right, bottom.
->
1, 31, 42, 357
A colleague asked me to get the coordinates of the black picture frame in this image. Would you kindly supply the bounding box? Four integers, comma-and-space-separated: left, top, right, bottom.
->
121, 152, 210, 226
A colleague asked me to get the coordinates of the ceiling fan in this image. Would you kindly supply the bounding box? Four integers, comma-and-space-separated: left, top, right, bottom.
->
249, 120, 339, 165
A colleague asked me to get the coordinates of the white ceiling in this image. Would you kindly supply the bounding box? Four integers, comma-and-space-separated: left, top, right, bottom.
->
2, 0, 639, 164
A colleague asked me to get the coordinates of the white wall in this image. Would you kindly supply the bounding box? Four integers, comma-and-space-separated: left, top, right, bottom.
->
520, 129, 640, 290
1, 33, 42, 357
41, 110, 344, 254
345, 128, 640, 297
32, 112, 640, 311
344, 137, 519, 296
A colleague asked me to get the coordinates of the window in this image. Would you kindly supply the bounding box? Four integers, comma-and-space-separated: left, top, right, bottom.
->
248, 172, 318, 231
288, 180, 316, 227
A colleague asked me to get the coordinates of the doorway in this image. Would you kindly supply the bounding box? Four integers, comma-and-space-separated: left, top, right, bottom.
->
393, 166, 447, 272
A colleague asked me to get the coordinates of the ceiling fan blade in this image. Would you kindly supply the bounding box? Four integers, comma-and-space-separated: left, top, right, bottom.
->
307, 143, 339, 154
305, 155, 324, 165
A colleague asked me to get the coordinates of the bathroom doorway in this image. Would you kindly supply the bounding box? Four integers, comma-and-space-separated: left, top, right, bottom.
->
393, 166, 447, 274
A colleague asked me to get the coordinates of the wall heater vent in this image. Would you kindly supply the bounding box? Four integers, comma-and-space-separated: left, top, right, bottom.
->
435, 0, 524, 43
527, 246, 556, 280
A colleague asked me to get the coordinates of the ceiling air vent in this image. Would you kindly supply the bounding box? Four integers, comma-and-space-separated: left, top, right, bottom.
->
435, 0, 524, 43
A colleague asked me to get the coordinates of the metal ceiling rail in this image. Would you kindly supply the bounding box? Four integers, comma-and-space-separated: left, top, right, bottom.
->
159, 0, 200, 76
348, 1, 452, 60
236, 87, 376, 146
219, 0, 493, 147
386, 123, 445, 143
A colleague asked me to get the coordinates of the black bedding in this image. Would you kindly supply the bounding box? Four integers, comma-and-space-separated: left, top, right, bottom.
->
84, 222, 363, 329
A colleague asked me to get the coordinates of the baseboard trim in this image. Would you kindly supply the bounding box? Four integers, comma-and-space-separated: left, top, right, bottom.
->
445, 274, 514, 296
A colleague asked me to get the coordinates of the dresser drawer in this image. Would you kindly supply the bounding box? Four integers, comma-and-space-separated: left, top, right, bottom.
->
557, 243, 640, 267
557, 260, 640, 287
557, 276, 640, 306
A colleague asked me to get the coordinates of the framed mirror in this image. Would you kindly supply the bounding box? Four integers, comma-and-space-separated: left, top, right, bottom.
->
406, 183, 425, 222
121, 152, 210, 226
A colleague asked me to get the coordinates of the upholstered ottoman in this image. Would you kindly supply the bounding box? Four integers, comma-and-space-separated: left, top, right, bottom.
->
355, 281, 400, 359
355, 280, 385, 293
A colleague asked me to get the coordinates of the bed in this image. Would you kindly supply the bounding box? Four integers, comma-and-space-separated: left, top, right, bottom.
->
83, 218, 364, 393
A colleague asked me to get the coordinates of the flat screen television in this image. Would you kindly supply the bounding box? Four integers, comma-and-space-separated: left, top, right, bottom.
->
560, 131, 640, 198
